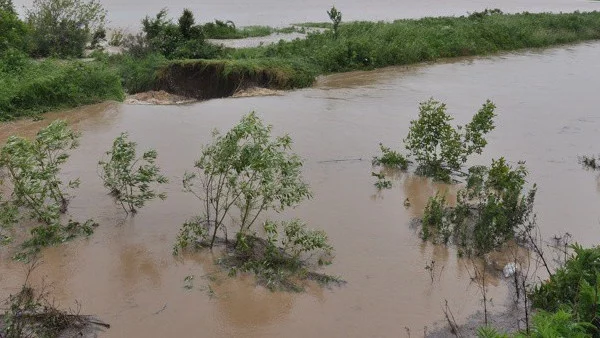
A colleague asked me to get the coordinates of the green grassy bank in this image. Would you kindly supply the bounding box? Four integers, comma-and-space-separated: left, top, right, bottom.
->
227, 11, 600, 79
124, 11, 600, 97
3, 10, 600, 119
0, 57, 124, 120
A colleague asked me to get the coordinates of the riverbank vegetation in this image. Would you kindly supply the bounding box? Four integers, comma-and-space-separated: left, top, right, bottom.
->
478, 244, 600, 337
4, 1, 600, 119
0, 55, 123, 120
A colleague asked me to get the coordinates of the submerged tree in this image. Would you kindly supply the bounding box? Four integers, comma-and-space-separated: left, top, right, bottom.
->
0, 120, 94, 257
421, 158, 536, 256
98, 132, 168, 214
174, 112, 336, 291
404, 98, 496, 182
175, 112, 311, 250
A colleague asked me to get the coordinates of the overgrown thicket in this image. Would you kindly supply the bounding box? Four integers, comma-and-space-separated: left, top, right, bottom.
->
26, 0, 107, 58
174, 112, 337, 290
0, 0, 124, 120
0, 0, 107, 58
0, 1, 29, 56
125, 8, 221, 60
0, 121, 95, 259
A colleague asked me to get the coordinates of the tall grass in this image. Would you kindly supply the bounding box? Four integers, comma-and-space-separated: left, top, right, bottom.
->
114, 53, 168, 94
0, 59, 124, 120
203, 21, 274, 39
228, 11, 600, 76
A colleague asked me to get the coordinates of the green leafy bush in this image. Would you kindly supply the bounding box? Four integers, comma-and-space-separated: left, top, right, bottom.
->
372, 143, 409, 170
26, 0, 107, 57
202, 20, 273, 39
227, 219, 334, 291
530, 244, 600, 333
136, 9, 219, 59
175, 112, 311, 251
421, 192, 449, 242
98, 132, 168, 214
0, 3, 29, 55
327, 6, 342, 38
404, 98, 496, 182
0, 121, 95, 257
420, 158, 536, 256
115, 53, 167, 94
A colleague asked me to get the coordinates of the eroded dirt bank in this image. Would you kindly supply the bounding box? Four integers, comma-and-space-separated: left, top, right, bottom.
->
1, 43, 600, 337
153, 60, 296, 101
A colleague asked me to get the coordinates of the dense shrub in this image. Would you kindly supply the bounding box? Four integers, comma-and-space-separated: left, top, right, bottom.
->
134, 9, 220, 59
26, 0, 107, 58
530, 244, 600, 334
0, 2, 29, 55
421, 158, 536, 256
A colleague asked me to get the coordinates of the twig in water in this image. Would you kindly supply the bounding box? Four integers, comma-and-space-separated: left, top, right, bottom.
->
442, 299, 462, 337
153, 304, 167, 315
317, 158, 363, 163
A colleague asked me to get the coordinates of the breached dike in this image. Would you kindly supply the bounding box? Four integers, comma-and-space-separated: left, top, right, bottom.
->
152, 59, 314, 100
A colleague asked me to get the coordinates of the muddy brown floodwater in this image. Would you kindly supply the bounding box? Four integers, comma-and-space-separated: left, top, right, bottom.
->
1, 42, 600, 337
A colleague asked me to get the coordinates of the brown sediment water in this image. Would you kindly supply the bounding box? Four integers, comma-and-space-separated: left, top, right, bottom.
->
1, 42, 600, 337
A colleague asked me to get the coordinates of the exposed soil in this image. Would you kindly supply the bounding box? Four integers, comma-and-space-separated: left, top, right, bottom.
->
154, 61, 293, 100
125, 91, 196, 105
232, 87, 283, 98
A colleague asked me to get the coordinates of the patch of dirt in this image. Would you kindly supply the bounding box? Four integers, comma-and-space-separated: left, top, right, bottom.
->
232, 87, 283, 98
125, 91, 196, 105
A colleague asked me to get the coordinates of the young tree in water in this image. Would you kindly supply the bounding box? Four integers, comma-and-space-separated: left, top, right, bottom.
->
404, 98, 496, 182
98, 132, 168, 215
0, 120, 94, 258
175, 112, 311, 250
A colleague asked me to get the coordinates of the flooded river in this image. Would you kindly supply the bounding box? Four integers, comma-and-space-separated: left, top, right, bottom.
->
13, 0, 600, 28
1, 42, 600, 336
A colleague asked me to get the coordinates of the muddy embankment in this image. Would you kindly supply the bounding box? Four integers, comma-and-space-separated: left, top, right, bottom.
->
148, 60, 290, 102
